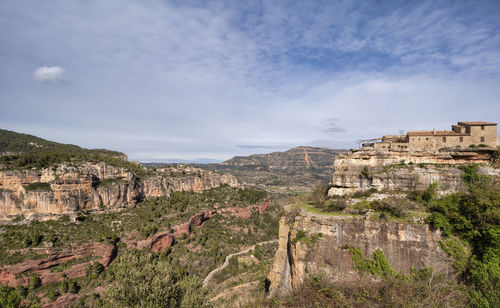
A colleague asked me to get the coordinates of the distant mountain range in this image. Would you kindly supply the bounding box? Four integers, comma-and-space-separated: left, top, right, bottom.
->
220, 146, 344, 171
197, 146, 347, 192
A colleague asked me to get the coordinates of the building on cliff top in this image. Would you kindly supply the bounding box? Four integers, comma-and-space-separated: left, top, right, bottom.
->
362, 121, 498, 151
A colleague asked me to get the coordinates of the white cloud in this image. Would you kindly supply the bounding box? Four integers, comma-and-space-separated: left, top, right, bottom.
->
33, 66, 67, 84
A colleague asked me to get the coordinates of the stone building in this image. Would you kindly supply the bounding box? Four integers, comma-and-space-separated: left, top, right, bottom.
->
363, 121, 498, 151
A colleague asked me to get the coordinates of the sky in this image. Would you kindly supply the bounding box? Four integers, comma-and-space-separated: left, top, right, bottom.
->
1, 0, 500, 162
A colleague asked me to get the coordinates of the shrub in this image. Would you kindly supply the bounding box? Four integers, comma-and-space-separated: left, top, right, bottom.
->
352, 188, 377, 198
86, 262, 104, 278
105, 251, 211, 307
426, 168, 500, 307
360, 166, 371, 179
292, 230, 308, 244
343, 246, 396, 278
309, 182, 329, 206
47, 289, 60, 302
0, 285, 24, 307
370, 198, 412, 218
350, 200, 371, 214
408, 182, 438, 204
24, 182, 51, 191
322, 199, 347, 212
28, 274, 41, 291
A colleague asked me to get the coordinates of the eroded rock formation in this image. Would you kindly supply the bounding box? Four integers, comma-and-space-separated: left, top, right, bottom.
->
267, 214, 452, 296
0, 162, 238, 220
0, 242, 116, 287
329, 148, 499, 196
126, 199, 270, 252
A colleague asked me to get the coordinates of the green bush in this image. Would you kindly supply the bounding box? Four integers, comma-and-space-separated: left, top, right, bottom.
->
369, 198, 412, 218
28, 274, 41, 291
425, 165, 500, 307
292, 230, 308, 244
105, 251, 211, 308
360, 166, 371, 179
344, 246, 396, 278
24, 182, 51, 191
309, 182, 329, 206
0, 285, 24, 307
322, 199, 348, 212
86, 262, 104, 278
46, 289, 60, 302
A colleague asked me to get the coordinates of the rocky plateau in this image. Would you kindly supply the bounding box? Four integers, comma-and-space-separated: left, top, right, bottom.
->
329, 148, 500, 196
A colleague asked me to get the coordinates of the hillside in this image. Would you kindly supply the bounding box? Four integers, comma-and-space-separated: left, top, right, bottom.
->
222, 146, 343, 171
0, 129, 124, 158
199, 146, 346, 192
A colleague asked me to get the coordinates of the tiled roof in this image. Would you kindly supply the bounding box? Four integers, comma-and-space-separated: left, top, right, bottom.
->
457, 121, 497, 126
407, 130, 465, 136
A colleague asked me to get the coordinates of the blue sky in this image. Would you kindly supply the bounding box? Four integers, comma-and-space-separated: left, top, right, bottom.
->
1, 0, 499, 162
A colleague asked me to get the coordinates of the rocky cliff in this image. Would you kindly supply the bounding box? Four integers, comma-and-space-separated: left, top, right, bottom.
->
0, 163, 237, 220
329, 148, 499, 196
267, 213, 452, 296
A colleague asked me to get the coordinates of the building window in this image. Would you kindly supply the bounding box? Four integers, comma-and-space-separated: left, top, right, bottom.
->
481, 125, 485, 130
481, 136, 485, 143
459, 137, 463, 142
442, 137, 446, 142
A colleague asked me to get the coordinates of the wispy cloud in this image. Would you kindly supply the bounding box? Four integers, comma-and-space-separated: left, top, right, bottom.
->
324, 118, 346, 133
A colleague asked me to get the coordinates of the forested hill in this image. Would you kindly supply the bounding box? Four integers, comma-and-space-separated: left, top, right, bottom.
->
0, 129, 136, 172
0, 129, 124, 158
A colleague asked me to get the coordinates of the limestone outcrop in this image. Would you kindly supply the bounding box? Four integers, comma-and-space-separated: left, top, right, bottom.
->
0, 163, 237, 220
267, 213, 452, 296
329, 148, 499, 196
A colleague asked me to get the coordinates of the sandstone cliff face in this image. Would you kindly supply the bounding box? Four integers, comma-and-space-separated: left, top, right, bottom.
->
329, 149, 499, 196
267, 214, 452, 296
0, 163, 237, 220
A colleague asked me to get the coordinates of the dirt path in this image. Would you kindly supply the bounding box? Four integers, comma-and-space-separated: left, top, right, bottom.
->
203, 239, 278, 287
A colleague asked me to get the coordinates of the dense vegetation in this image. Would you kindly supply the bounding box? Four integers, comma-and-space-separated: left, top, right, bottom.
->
0, 128, 156, 178
285, 163, 499, 307
105, 250, 211, 307
0, 186, 279, 306
426, 164, 499, 307
259, 268, 467, 307
0, 128, 122, 157
259, 246, 467, 307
